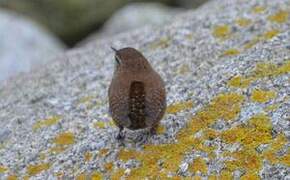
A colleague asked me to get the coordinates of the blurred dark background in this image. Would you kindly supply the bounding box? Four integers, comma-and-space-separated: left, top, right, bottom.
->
0, 0, 208, 82
0, 0, 207, 46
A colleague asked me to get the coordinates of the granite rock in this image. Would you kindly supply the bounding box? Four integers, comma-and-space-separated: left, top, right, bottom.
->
0, 0, 289, 179
0, 9, 65, 83
101, 3, 181, 35
0, 0, 175, 45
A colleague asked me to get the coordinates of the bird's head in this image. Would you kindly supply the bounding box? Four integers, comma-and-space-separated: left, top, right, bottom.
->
111, 47, 152, 72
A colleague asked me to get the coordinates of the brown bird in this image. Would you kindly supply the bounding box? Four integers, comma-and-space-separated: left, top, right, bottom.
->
108, 47, 166, 140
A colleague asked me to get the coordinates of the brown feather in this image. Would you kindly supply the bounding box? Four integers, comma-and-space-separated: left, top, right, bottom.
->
128, 81, 146, 129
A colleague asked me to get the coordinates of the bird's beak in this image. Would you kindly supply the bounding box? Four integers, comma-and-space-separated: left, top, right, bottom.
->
111, 46, 118, 53
111, 47, 121, 65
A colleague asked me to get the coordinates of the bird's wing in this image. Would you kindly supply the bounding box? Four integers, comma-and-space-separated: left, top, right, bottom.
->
145, 85, 166, 127
109, 82, 131, 128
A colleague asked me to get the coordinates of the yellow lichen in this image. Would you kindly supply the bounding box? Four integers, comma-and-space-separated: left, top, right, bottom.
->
277, 60, 290, 74
33, 116, 61, 130
76, 172, 87, 180
279, 153, 290, 166
125, 93, 243, 178
53, 132, 75, 145
244, 30, 280, 50
251, 89, 277, 103
212, 25, 231, 39
248, 60, 290, 79
262, 29, 280, 40
252, 62, 278, 77
84, 152, 92, 162
94, 121, 106, 129
91, 171, 102, 180
222, 49, 240, 56
193, 176, 202, 180
49, 145, 67, 154
202, 128, 219, 140
7, 175, 18, 180
244, 38, 259, 49
208, 175, 218, 180
38, 153, 46, 160
189, 157, 208, 174
235, 18, 252, 27
249, 114, 272, 131
110, 58, 289, 179
55, 172, 64, 179
226, 149, 262, 172
177, 64, 191, 75
263, 151, 279, 164
108, 120, 115, 127
0, 144, 5, 149
262, 133, 288, 164
220, 114, 279, 176
104, 162, 114, 172
268, 10, 289, 23
0, 166, 7, 173
221, 126, 248, 144
138, 143, 185, 176
150, 37, 171, 49
78, 95, 95, 104
99, 148, 109, 156
156, 125, 166, 134
240, 172, 260, 180
241, 124, 272, 148
265, 104, 280, 112
111, 169, 125, 180
269, 133, 287, 152
166, 100, 193, 114
27, 163, 50, 176
129, 165, 168, 179
78, 96, 103, 110
208, 93, 244, 120
222, 114, 272, 148
252, 6, 266, 14
186, 34, 193, 40
228, 76, 253, 88
118, 149, 141, 161
219, 170, 233, 180
106, 84, 285, 179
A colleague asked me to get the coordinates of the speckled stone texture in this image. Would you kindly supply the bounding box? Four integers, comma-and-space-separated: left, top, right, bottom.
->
0, 0, 289, 179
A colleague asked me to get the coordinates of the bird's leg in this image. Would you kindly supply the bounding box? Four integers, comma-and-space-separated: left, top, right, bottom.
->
116, 126, 125, 140
149, 124, 158, 136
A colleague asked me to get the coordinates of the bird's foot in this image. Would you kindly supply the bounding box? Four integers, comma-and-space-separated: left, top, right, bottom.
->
149, 126, 158, 136
116, 126, 125, 143
116, 132, 125, 140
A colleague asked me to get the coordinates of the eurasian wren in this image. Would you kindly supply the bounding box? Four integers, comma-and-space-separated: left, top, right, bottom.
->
108, 47, 166, 140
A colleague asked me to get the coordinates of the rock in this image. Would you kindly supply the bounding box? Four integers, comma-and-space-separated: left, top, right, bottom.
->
80, 2, 182, 45
0, 129, 11, 144
0, 0, 175, 45
0, 0, 290, 179
0, 9, 65, 83
101, 3, 182, 35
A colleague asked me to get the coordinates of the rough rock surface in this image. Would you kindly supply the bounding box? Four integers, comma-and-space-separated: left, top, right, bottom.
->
0, 9, 65, 83
0, 0, 290, 179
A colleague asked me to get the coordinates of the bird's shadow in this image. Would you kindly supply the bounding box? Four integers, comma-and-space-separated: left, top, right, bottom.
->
115, 129, 153, 148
